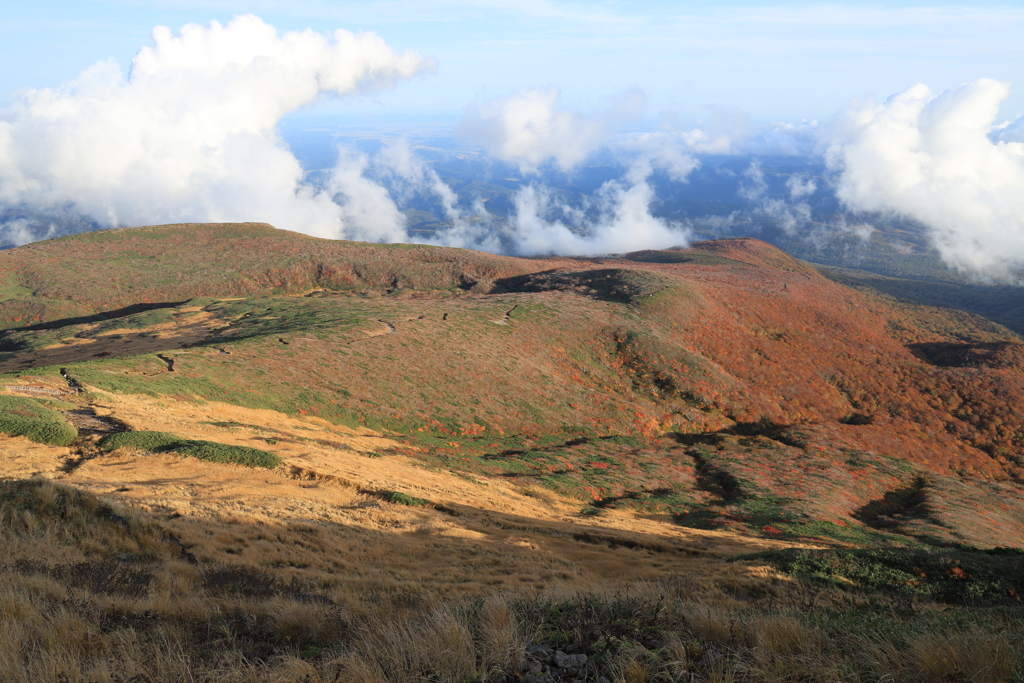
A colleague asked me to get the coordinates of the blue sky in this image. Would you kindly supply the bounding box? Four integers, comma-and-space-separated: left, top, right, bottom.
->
2, 2, 1024, 270
3, 1, 1023, 127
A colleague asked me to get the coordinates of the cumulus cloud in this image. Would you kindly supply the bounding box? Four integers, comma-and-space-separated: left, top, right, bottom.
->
456, 87, 645, 173
0, 15, 433, 245
369, 139, 505, 251
826, 78, 1024, 276
441, 86, 698, 254
492, 157, 691, 255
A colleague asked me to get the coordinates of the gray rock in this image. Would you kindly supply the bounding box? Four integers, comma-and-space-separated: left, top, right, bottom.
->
554, 651, 590, 673
527, 644, 554, 661
525, 660, 543, 675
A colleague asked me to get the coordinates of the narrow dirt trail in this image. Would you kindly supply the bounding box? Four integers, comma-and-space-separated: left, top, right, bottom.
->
490, 304, 519, 325
347, 319, 397, 344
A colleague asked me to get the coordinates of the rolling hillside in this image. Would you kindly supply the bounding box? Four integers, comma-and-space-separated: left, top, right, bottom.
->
1, 223, 1022, 681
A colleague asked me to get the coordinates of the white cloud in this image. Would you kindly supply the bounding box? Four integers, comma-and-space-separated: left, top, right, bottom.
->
786, 173, 816, 199
826, 79, 1024, 277
497, 157, 690, 256
360, 137, 693, 256
0, 15, 433, 244
456, 87, 643, 173
623, 110, 820, 159
369, 138, 506, 251
0, 219, 52, 247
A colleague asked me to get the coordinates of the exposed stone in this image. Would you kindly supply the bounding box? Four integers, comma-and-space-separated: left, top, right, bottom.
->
527, 644, 554, 661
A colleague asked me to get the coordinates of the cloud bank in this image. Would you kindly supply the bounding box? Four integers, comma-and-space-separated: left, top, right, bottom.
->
827, 79, 1024, 277
0, 15, 432, 245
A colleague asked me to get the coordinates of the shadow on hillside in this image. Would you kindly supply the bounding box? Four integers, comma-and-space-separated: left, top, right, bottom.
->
2, 301, 191, 336
854, 478, 930, 530
53, 465, 749, 577
820, 267, 1024, 336
907, 341, 1023, 368
427, 501, 714, 557
492, 268, 665, 303
0, 302, 212, 374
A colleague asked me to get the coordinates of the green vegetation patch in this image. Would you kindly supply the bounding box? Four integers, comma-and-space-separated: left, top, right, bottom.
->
31, 397, 80, 411
745, 546, 1024, 605
382, 490, 433, 507
0, 395, 78, 446
0, 276, 33, 302
99, 430, 281, 468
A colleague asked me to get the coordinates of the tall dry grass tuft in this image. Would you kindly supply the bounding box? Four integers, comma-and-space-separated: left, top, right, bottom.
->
343, 605, 480, 683
478, 595, 526, 674
751, 614, 824, 656
687, 602, 736, 648
606, 643, 656, 683
909, 628, 1019, 682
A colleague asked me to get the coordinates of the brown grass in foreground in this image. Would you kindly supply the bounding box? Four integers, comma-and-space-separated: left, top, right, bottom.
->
1, 476, 1021, 683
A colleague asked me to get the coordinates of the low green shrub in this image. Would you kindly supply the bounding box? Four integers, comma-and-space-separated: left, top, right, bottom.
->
99, 430, 282, 469
99, 431, 181, 452
383, 490, 432, 507
0, 395, 78, 446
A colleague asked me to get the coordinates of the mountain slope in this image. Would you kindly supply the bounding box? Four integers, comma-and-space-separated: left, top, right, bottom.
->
2, 223, 1023, 550
4, 223, 1024, 680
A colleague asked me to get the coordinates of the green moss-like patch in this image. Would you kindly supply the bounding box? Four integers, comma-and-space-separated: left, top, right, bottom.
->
382, 490, 432, 507
98, 430, 182, 452
99, 430, 281, 469
0, 395, 78, 446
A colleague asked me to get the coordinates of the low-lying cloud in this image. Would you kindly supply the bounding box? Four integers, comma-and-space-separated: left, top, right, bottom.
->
498, 157, 691, 255
737, 161, 812, 236
827, 78, 1024, 277
0, 15, 432, 245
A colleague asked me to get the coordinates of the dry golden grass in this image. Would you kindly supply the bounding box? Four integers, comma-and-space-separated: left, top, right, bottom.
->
1, 387, 1021, 682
